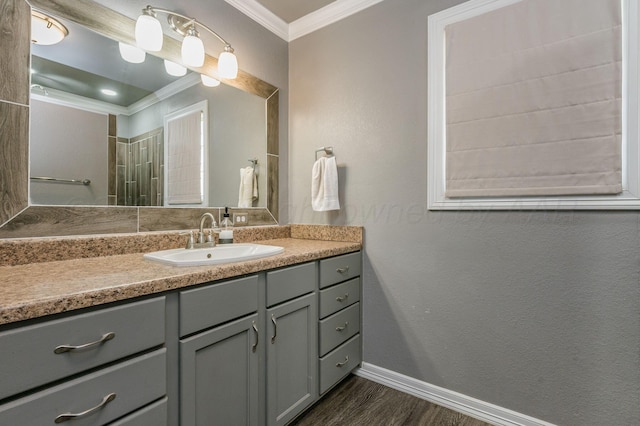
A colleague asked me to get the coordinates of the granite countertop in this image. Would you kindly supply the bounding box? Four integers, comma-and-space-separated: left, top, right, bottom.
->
0, 237, 361, 326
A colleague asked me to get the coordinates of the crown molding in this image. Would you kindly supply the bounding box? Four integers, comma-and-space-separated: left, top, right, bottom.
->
127, 72, 201, 115
289, 0, 384, 40
225, 0, 384, 42
225, 0, 289, 40
31, 89, 128, 116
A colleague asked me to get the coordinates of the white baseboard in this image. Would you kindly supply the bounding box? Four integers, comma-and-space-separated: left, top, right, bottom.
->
354, 362, 556, 426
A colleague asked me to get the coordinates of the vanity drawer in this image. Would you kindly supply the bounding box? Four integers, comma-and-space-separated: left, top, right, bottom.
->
266, 262, 315, 307
319, 303, 360, 357
180, 275, 258, 336
319, 335, 361, 394
319, 252, 361, 288
0, 297, 165, 401
319, 278, 360, 318
0, 349, 166, 426
108, 397, 167, 426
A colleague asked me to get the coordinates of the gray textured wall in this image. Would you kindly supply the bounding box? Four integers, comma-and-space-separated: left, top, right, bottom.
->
289, 0, 640, 425
30, 100, 108, 205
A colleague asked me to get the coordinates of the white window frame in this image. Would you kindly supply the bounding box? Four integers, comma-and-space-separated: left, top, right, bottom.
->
163, 100, 209, 207
427, 0, 640, 210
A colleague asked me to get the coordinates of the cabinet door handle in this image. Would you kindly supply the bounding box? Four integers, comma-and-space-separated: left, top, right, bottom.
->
54, 332, 116, 354
252, 321, 259, 352
336, 266, 350, 274
336, 293, 349, 302
54, 392, 116, 423
271, 315, 277, 344
335, 322, 349, 332
336, 356, 349, 368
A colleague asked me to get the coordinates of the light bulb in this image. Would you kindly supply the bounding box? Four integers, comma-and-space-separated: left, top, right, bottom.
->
218, 49, 238, 79
135, 11, 163, 51
119, 42, 146, 64
201, 74, 220, 87
181, 30, 205, 67
164, 60, 187, 77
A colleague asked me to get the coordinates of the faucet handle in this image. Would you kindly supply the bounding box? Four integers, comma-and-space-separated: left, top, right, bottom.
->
180, 231, 195, 249
206, 230, 214, 243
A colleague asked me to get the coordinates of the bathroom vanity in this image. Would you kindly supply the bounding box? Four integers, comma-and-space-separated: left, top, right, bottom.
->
0, 231, 362, 426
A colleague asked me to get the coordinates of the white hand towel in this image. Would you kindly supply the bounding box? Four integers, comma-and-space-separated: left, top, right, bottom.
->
238, 166, 256, 207
311, 156, 340, 211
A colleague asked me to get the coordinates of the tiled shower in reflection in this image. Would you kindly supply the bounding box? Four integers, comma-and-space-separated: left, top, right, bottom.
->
115, 128, 164, 206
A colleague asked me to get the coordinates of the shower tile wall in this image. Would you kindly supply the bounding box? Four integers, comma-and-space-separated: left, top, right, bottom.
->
115, 127, 164, 206
107, 115, 117, 206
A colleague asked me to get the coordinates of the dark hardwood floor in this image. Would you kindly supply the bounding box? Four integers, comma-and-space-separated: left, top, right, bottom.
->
291, 375, 493, 426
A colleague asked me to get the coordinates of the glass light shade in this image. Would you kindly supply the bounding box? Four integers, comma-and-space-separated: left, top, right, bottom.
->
118, 42, 146, 64
164, 60, 187, 77
31, 12, 68, 45
135, 14, 163, 51
181, 34, 205, 67
218, 51, 238, 79
201, 74, 220, 87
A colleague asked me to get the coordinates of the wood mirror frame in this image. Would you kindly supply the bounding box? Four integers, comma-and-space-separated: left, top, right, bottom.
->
0, 0, 279, 238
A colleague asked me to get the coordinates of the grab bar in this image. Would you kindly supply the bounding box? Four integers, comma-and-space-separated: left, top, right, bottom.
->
30, 176, 91, 186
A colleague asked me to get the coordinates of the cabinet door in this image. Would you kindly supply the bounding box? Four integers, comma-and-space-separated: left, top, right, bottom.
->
266, 293, 317, 426
180, 314, 260, 426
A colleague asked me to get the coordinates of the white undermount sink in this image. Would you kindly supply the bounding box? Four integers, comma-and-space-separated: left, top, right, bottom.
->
144, 243, 284, 267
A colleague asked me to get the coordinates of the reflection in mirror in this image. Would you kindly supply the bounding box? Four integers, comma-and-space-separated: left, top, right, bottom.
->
29, 15, 266, 208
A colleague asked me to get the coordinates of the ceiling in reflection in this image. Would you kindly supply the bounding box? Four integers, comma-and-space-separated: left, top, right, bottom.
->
30, 15, 185, 106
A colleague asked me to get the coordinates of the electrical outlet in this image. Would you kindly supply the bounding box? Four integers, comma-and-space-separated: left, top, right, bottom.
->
233, 212, 249, 226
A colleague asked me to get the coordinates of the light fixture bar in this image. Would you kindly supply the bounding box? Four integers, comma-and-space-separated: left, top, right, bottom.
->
143, 6, 233, 52
136, 5, 238, 78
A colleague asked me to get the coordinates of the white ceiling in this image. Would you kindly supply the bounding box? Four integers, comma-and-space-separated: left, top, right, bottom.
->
224, 0, 384, 41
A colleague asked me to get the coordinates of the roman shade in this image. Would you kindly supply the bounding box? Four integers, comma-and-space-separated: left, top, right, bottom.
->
166, 110, 203, 205
444, 0, 622, 198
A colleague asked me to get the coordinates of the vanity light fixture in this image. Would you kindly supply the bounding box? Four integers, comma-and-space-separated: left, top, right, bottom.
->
200, 74, 220, 87
164, 60, 187, 77
134, 5, 238, 79
31, 10, 68, 45
118, 42, 146, 64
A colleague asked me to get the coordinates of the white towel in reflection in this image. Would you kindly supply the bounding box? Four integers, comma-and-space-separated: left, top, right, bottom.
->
311, 156, 340, 211
238, 166, 258, 207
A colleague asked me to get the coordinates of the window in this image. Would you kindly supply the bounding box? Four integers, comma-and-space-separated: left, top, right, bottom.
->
428, 0, 640, 209
164, 101, 209, 206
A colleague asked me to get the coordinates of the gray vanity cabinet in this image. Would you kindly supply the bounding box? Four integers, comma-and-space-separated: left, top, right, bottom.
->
180, 314, 260, 426
266, 263, 318, 426
0, 251, 362, 426
178, 275, 260, 426
0, 297, 167, 426
318, 252, 363, 395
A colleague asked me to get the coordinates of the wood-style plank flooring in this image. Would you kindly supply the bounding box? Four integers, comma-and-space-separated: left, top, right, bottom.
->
291, 375, 493, 426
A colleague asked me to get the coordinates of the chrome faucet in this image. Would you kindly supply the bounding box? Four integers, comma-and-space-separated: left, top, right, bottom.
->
197, 212, 217, 246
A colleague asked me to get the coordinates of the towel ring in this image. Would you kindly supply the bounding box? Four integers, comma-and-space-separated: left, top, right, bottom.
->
315, 146, 334, 160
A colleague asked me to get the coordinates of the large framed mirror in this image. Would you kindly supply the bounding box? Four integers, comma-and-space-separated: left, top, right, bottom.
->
0, 0, 279, 238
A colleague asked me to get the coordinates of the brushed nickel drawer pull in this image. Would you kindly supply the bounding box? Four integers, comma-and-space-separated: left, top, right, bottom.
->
271, 315, 277, 344
335, 322, 349, 332
336, 266, 350, 274
252, 321, 259, 352
54, 332, 116, 354
336, 356, 349, 368
336, 293, 349, 302
54, 392, 116, 423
